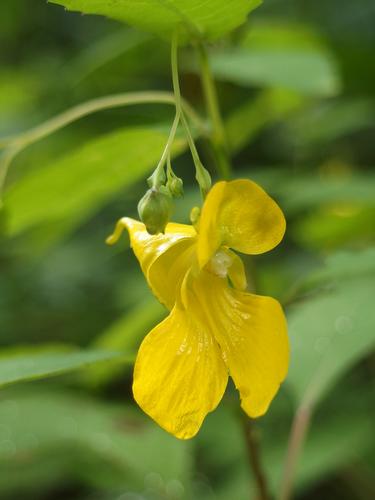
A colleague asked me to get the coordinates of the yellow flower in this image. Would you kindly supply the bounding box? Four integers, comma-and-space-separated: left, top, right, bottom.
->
107, 179, 289, 439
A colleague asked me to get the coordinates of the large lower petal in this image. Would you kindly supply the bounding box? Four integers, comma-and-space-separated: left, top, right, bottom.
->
197, 180, 286, 268
184, 272, 289, 417
133, 300, 228, 439
107, 217, 196, 309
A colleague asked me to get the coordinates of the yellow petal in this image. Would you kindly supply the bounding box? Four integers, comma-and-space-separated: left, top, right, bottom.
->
197, 179, 286, 268
133, 298, 228, 439
107, 217, 196, 309
147, 238, 196, 310
226, 249, 247, 291
185, 272, 289, 417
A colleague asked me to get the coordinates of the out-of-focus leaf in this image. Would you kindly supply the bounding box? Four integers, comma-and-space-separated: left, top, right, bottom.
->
290, 407, 373, 492
292, 204, 375, 250
305, 247, 375, 287
4, 126, 186, 240
210, 22, 340, 95
240, 168, 375, 215
285, 98, 375, 147
0, 388, 191, 496
210, 48, 339, 95
67, 29, 151, 85
279, 173, 375, 215
287, 274, 375, 407
0, 71, 40, 132
197, 385, 374, 499
50, 0, 262, 43
0, 349, 126, 387
226, 89, 304, 153
85, 298, 165, 387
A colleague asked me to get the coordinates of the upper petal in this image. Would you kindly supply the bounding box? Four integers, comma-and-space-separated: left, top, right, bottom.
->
107, 217, 196, 309
197, 179, 286, 268
133, 298, 228, 439
184, 271, 289, 417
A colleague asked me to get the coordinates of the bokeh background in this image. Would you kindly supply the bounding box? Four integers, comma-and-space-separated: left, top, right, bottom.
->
0, 0, 374, 499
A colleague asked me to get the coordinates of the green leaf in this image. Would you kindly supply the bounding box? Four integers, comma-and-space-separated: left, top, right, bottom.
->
50, 0, 262, 43
291, 205, 375, 250
240, 169, 375, 215
286, 273, 375, 407
226, 89, 304, 153
279, 174, 375, 215
0, 388, 191, 495
292, 407, 373, 492
4, 126, 186, 240
284, 98, 375, 147
0, 349, 126, 387
210, 22, 340, 95
306, 247, 375, 287
196, 388, 373, 499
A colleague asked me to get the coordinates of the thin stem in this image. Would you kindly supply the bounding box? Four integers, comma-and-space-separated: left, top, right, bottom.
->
155, 109, 181, 173
166, 152, 173, 178
171, 32, 209, 198
278, 404, 312, 500
8, 91, 204, 150
181, 113, 202, 170
0, 146, 22, 195
242, 416, 270, 500
0, 91, 205, 192
171, 34, 183, 117
197, 43, 232, 179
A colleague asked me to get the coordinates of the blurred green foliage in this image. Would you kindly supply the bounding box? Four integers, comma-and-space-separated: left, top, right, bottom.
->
0, 0, 374, 499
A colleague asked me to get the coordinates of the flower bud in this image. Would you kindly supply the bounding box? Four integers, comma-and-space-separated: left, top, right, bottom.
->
190, 206, 201, 230
137, 187, 172, 235
195, 162, 211, 196
167, 175, 184, 198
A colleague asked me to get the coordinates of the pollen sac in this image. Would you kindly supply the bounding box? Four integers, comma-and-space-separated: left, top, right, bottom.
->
209, 250, 233, 278
137, 187, 172, 235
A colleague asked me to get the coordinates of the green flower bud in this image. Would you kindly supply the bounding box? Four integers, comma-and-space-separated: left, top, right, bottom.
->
137, 188, 172, 235
190, 206, 201, 230
195, 162, 211, 196
167, 175, 184, 198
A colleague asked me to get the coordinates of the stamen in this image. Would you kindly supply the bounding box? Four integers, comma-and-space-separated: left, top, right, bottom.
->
210, 250, 232, 278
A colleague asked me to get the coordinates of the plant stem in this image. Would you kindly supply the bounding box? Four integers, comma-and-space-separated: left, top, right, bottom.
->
0, 91, 206, 192
242, 415, 270, 500
0, 146, 21, 198
278, 404, 312, 500
154, 109, 181, 174
8, 91, 205, 149
197, 43, 232, 179
171, 33, 200, 165
171, 32, 210, 197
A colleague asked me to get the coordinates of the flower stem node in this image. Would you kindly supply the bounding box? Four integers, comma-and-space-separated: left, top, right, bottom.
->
147, 163, 166, 189
137, 187, 173, 235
